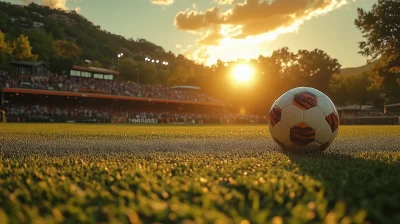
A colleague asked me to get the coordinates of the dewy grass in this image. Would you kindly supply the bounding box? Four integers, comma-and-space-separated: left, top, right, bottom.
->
0, 124, 399, 224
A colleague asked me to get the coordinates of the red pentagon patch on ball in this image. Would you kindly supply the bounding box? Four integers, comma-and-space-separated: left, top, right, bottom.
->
290, 122, 316, 147
269, 106, 282, 127
325, 113, 339, 132
293, 92, 317, 110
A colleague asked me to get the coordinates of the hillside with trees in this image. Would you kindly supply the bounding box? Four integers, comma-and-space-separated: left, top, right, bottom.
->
339, 60, 379, 78
0, 2, 175, 70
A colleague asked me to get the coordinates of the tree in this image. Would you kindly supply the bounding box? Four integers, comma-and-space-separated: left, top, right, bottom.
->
355, 0, 400, 61
54, 40, 83, 61
0, 30, 12, 67
24, 29, 54, 63
329, 74, 349, 106
248, 48, 340, 109
355, 0, 400, 101
91, 60, 102, 68
167, 63, 192, 85
0, 10, 8, 31
255, 47, 341, 96
119, 58, 138, 81
368, 62, 400, 102
25, 17, 34, 27
0, 30, 12, 54
167, 54, 201, 86
12, 34, 38, 61
296, 49, 341, 93
330, 72, 380, 108
347, 73, 380, 108
44, 20, 67, 40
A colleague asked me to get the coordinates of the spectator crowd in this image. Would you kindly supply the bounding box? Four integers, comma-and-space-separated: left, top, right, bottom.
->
0, 73, 267, 124
0, 74, 221, 103
3, 104, 265, 124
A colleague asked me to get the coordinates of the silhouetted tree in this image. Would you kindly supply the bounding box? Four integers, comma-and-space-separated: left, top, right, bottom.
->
297, 49, 341, 93
329, 74, 349, 106
355, 0, 400, 102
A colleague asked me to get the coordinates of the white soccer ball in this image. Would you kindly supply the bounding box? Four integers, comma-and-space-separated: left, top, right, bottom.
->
269, 87, 339, 152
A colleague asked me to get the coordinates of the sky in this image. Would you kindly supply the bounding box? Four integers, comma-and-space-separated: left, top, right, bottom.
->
9, 0, 377, 68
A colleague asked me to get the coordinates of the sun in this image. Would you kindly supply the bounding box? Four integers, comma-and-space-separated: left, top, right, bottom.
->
232, 64, 253, 83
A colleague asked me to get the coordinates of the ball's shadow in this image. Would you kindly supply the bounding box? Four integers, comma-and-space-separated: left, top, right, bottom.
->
283, 151, 400, 224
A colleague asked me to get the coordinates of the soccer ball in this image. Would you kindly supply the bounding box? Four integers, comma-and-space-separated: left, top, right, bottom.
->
269, 87, 339, 152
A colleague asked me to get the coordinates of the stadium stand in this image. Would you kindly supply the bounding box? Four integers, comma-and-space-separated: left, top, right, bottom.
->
0, 71, 221, 103
0, 69, 265, 124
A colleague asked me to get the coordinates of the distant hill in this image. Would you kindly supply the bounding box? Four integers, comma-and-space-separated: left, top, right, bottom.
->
340, 60, 380, 77
0, 1, 177, 69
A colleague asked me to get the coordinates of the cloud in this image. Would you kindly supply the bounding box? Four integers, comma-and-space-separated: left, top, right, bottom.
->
174, 7, 221, 31
177, 45, 194, 58
197, 26, 223, 46
214, 0, 239, 5
174, 0, 355, 65
21, 0, 68, 10
150, 0, 174, 5
42, 0, 68, 9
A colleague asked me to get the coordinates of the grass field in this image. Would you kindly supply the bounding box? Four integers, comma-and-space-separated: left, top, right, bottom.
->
0, 124, 399, 224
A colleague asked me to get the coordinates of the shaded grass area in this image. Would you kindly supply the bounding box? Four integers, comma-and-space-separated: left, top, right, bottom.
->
0, 124, 399, 224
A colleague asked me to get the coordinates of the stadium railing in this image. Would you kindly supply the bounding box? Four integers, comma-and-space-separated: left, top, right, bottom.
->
340, 116, 398, 125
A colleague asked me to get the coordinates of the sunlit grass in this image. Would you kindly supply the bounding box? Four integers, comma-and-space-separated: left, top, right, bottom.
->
0, 124, 399, 224
1, 123, 399, 138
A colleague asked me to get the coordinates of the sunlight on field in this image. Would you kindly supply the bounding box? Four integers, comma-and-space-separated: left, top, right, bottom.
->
1, 123, 399, 138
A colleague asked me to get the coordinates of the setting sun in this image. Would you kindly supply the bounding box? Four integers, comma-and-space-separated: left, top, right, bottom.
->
232, 64, 254, 83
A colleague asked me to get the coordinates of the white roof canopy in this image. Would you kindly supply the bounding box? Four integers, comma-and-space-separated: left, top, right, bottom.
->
387, 103, 400, 108
170, 86, 201, 90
